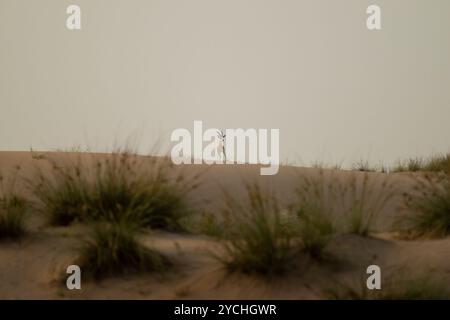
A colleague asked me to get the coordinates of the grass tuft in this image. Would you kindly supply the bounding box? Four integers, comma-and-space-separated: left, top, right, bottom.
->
32, 161, 87, 226
295, 206, 334, 258
293, 174, 336, 256
425, 153, 450, 174
215, 183, 295, 276
394, 153, 450, 174
76, 221, 169, 280
400, 173, 450, 238
31, 150, 197, 230
0, 195, 27, 240
215, 171, 396, 276
296, 171, 396, 237
0, 169, 27, 240
352, 160, 375, 172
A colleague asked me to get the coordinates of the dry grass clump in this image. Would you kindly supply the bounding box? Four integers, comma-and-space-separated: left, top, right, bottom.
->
76, 221, 169, 280
216, 171, 397, 276
0, 168, 27, 240
394, 153, 450, 174
29, 149, 194, 280
215, 183, 295, 276
352, 160, 376, 172
297, 170, 396, 237
394, 157, 424, 173
31, 150, 197, 230
294, 205, 334, 258
0, 194, 27, 240
425, 153, 450, 174
400, 172, 450, 238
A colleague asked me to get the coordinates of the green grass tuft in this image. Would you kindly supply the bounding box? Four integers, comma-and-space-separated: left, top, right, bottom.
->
0, 169, 27, 241
401, 173, 450, 238
394, 153, 450, 174
424, 153, 450, 174
296, 171, 396, 238
76, 221, 169, 280
0, 195, 27, 240
31, 151, 197, 230
295, 206, 334, 258
32, 161, 87, 226
352, 160, 375, 172
215, 183, 295, 276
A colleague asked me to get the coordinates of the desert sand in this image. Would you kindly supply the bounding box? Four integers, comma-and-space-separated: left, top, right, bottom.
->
0, 151, 449, 299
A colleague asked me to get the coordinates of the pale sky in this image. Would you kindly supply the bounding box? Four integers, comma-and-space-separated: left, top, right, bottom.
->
1, 0, 449, 167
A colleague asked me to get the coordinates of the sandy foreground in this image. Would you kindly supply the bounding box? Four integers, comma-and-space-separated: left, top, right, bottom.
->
0, 151, 449, 299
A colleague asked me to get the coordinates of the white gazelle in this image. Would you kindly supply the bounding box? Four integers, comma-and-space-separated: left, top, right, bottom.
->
170, 121, 280, 175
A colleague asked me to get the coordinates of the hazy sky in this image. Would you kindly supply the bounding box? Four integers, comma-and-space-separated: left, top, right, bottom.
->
1, 0, 449, 167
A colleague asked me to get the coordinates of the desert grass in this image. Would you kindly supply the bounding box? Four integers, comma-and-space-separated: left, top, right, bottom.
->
352, 160, 375, 172
0, 194, 27, 240
325, 270, 449, 300
313, 160, 389, 173
29, 148, 195, 280
294, 206, 334, 258
31, 150, 198, 230
215, 183, 296, 276
30, 147, 46, 160
32, 158, 87, 226
394, 153, 450, 174
216, 171, 396, 275
400, 172, 450, 238
54, 144, 90, 153
310, 161, 343, 171
0, 168, 27, 240
394, 157, 424, 173
215, 180, 339, 276
425, 153, 450, 173
292, 175, 336, 257
296, 170, 396, 237
76, 220, 169, 280
345, 175, 395, 236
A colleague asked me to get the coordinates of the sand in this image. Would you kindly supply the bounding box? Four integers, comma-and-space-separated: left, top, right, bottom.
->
0, 151, 449, 299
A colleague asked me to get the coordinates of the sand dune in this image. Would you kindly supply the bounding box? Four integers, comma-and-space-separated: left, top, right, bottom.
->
0, 151, 448, 299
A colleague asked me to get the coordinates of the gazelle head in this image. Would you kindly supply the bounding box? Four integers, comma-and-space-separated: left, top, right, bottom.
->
217, 130, 226, 142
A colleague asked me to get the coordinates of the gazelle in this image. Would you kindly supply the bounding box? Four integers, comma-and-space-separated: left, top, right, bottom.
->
216, 129, 226, 163
170, 121, 280, 175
